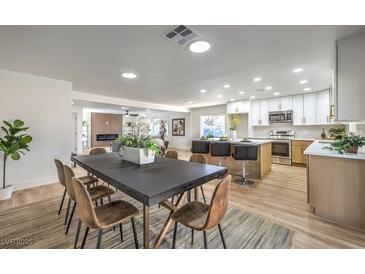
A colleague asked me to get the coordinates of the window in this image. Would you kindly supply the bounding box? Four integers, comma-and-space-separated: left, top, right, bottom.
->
149, 118, 168, 137
200, 115, 226, 137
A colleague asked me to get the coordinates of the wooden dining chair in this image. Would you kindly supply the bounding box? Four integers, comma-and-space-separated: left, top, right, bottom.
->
165, 150, 178, 159
54, 159, 98, 222
189, 154, 207, 204
72, 177, 140, 249
63, 165, 115, 235
89, 147, 107, 155
171, 175, 231, 249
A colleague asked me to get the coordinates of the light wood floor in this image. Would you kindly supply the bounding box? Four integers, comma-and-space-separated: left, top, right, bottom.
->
1, 149, 365, 248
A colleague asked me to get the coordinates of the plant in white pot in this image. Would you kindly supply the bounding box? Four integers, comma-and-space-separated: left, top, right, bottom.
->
117, 115, 161, 165
229, 114, 240, 140
0, 119, 32, 200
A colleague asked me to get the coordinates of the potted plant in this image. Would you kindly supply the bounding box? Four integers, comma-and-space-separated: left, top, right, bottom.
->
116, 115, 160, 165
229, 114, 240, 140
324, 133, 365, 154
0, 119, 32, 200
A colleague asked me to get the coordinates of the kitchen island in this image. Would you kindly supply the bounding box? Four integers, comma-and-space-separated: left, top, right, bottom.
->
191, 139, 272, 180
305, 141, 365, 229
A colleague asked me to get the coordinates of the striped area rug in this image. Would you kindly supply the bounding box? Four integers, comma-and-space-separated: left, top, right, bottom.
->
0, 192, 293, 249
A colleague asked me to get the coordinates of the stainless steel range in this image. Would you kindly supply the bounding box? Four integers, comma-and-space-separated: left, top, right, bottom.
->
269, 130, 294, 165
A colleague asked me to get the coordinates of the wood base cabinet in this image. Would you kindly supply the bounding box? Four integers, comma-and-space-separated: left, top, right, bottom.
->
291, 140, 313, 165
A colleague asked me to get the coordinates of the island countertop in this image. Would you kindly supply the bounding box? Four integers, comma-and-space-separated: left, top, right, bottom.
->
193, 139, 272, 145
304, 140, 365, 160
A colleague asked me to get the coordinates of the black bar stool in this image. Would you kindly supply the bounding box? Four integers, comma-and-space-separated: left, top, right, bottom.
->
210, 142, 231, 166
191, 140, 210, 154
232, 144, 258, 185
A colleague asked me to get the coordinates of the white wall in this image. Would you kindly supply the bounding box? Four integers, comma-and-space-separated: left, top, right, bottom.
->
191, 104, 227, 140
72, 105, 83, 153
0, 69, 73, 190
144, 111, 191, 150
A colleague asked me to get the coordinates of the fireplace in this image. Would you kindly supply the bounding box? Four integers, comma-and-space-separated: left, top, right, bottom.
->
96, 134, 119, 141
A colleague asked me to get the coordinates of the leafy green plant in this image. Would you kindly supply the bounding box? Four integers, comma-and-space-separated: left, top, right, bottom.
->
206, 133, 214, 138
324, 133, 365, 154
328, 125, 346, 140
229, 114, 241, 131
0, 120, 32, 189
118, 134, 161, 156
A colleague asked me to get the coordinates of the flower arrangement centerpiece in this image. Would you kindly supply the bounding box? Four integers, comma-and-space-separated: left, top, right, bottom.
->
117, 114, 160, 165
229, 114, 240, 140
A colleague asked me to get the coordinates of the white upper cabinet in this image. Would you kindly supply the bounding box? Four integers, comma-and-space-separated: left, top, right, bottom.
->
268, 96, 292, 111
268, 97, 281, 112
303, 93, 317, 125
251, 100, 261, 126
316, 90, 330, 125
293, 95, 304, 125
226, 100, 250, 114
292, 93, 316, 125
251, 99, 269, 126
336, 32, 365, 121
226, 101, 238, 114
238, 100, 250, 113
280, 96, 293, 111
260, 99, 269, 125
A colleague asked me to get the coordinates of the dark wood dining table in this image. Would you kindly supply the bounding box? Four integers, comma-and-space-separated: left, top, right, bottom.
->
71, 152, 227, 249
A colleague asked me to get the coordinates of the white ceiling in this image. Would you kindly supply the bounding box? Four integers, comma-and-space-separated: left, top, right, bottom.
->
0, 25, 364, 109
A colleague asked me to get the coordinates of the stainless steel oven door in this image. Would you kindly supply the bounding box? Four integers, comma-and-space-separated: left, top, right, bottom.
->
271, 140, 292, 165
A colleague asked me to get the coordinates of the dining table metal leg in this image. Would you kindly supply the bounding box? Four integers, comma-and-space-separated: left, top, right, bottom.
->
153, 192, 186, 249
143, 205, 149, 249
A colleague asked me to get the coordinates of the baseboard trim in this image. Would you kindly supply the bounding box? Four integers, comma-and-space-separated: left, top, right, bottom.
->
12, 176, 58, 191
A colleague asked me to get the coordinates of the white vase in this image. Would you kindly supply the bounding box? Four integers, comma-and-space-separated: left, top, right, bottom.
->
118, 146, 155, 165
0, 185, 14, 201
231, 130, 237, 140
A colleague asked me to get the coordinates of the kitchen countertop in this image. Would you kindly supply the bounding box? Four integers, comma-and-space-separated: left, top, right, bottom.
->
304, 140, 365, 160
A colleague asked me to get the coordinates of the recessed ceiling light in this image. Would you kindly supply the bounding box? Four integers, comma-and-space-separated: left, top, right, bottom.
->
200, 89, 206, 93
71, 101, 74, 105
265, 86, 273, 90
189, 40, 211, 53
304, 88, 311, 92
217, 94, 223, 98
223, 84, 230, 88
274, 92, 280, 96
293, 68, 303, 73
146, 109, 150, 112
253, 77, 262, 82
229, 99, 235, 101
121, 106, 126, 109
187, 101, 195, 104
121, 72, 137, 79
299, 80, 308, 84
238, 91, 245, 95
250, 95, 255, 99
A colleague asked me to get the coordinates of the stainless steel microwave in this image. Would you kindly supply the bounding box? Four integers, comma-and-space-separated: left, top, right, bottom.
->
268, 111, 293, 123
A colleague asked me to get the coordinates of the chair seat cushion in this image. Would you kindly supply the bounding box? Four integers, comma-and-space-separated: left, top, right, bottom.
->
171, 201, 209, 230
95, 200, 139, 228
88, 185, 115, 201
78, 175, 98, 185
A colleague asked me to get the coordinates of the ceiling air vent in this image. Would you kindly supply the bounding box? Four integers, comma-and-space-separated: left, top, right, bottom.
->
162, 25, 199, 46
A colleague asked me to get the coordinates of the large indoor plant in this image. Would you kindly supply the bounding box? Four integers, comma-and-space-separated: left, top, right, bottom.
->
229, 114, 240, 140
117, 115, 160, 164
0, 119, 32, 200
324, 133, 365, 154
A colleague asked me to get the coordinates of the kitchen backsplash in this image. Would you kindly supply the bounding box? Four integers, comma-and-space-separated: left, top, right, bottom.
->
251, 123, 336, 139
